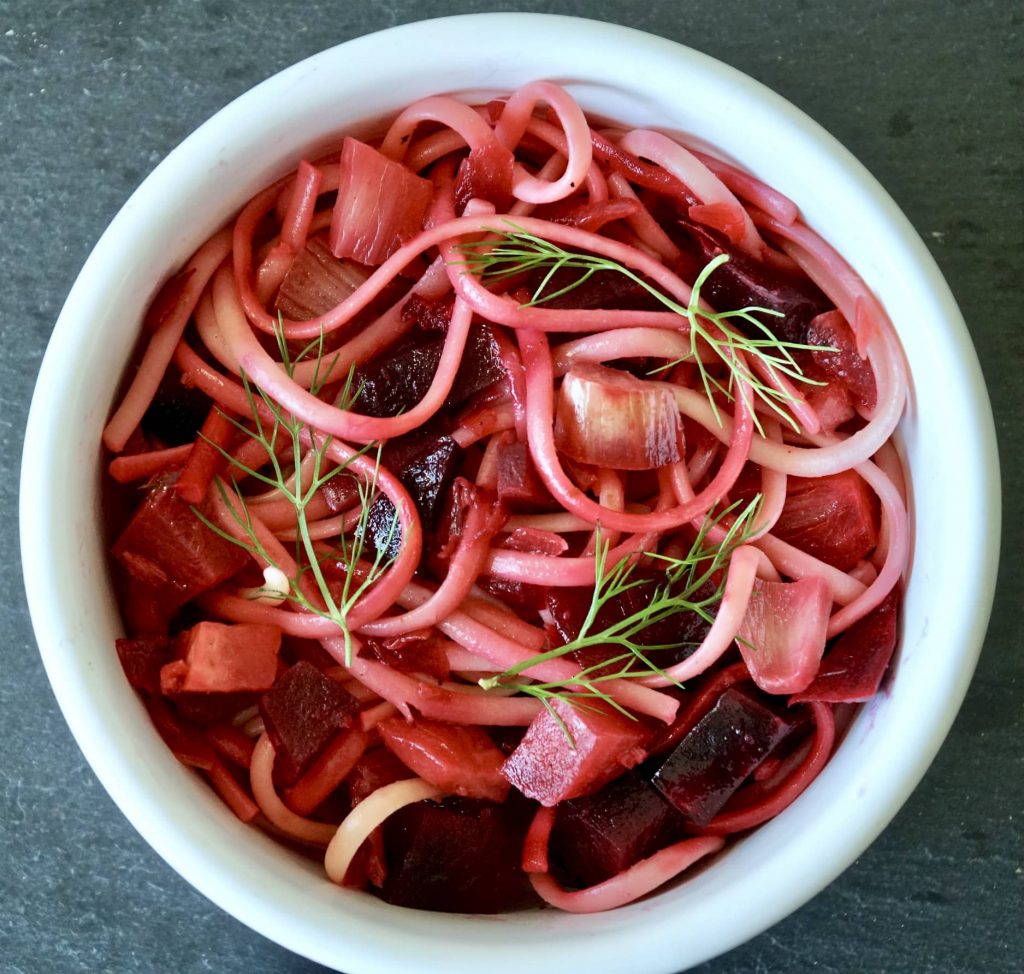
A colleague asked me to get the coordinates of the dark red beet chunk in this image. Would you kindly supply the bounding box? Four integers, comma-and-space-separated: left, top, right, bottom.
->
401, 293, 455, 334
771, 471, 879, 571
259, 661, 360, 785
378, 717, 510, 802
115, 636, 172, 694
651, 688, 795, 826
361, 431, 462, 558
803, 310, 878, 412
550, 770, 688, 888
349, 747, 415, 805
676, 220, 830, 344
454, 140, 515, 213
791, 592, 899, 704
112, 480, 248, 612
352, 324, 506, 418
475, 573, 549, 614
502, 700, 651, 806
496, 440, 559, 512
365, 630, 450, 682
380, 796, 535, 913
141, 368, 212, 446
547, 573, 716, 676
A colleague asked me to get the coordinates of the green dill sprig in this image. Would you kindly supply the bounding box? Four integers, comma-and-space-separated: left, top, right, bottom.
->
192, 321, 398, 664
478, 496, 762, 731
455, 223, 832, 434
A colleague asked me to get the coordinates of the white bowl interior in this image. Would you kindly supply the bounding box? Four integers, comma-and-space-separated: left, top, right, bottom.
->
20, 13, 999, 974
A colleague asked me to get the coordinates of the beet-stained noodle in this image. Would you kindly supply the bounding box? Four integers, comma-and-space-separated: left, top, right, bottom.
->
104, 83, 909, 915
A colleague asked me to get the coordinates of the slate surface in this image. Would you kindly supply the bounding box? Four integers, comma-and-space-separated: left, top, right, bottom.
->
1, 2, 1021, 973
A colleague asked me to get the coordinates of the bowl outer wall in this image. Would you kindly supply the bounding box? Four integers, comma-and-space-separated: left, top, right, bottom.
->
19, 12, 1000, 974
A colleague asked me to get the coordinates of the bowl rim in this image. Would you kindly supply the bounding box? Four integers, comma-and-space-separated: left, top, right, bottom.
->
19, 11, 1001, 974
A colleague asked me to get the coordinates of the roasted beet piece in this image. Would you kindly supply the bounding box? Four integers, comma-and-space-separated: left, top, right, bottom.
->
159, 621, 281, 695
676, 220, 830, 344
772, 471, 879, 571
496, 441, 558, 512
453, 140, 516, 213
475, 573, 549, 614
803, 310, 877, 412
349, 747, 415, 805
141, 368, 212, 446
378, 717, 510, 802
115, 636, 172, 694
352, 324, 506, 418
547, 573, 716, 676
259, 661, 360, 785
360, 431, 462, 558
502, 700, 651, 806
364, 629, 450, 682
791, 592, 900, 704
651, 688, 796, 826
549, 770, 688, 888
380, 796, 535, 912
401, 293, 455, 334
112, 479, 248, 612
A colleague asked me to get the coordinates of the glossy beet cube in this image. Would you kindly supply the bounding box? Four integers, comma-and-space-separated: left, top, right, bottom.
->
804, 310, 877, 412
378, 717, 509, 802
676, 220, 830, 344
550, 771, 687, 887
159, 621, 280, 695
772, 470, 879, 571
141, 368, 212, 446
353, 324, 505, 419
112, 480, 248, 612
496, 441, 558, 512
380, 796, 535, 913
361, 431, 462, 558
791, 591, 900, 704
115, 636, 172, 695
651, 688, 795, 826
364, 631, 450, 682
501, 700, 650, 807
259, 661, 360, 785
547, 573, 716, 677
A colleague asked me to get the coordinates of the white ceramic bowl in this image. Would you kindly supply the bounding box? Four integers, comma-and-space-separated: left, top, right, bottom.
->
20, 12, 1000, 974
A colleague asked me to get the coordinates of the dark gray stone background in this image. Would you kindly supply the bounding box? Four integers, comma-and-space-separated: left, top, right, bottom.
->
2, 1, 1020, 972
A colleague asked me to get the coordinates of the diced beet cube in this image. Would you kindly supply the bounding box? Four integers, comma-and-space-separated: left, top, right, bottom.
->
524, 265, 668, 312
804, 310, 877, 412
547, 574, 715, 677
401, 293, 455, 334
112, 480, 248, 611
141, 369, 212, 446
159, 621, 280, 695
475, 573, 549, 614
353, 325, 506, 419
791, 592, 900, 704
454, 140, 515, 213
381, 796, 535, 912
115, 636, 172, 694
501, 700, 651, 807
354, 338, 445, 418
330, 137, 432, 266
651, 688, 795, 826
676, 219, 830, 344
772, 471, 879, 571
259, 661, 360, 785
496, 441, 558, 512
549, 771, 688, 887
360, 431, 462, 558
349, 747, 415, 805
275, 235, 367, 321
365, 630, 450, 682
378, 717, 510, 802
